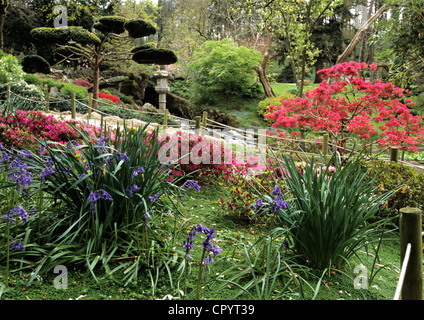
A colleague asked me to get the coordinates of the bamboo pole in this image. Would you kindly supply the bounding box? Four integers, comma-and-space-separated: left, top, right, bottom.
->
88, 93, 92, 119
322, 133, 329, 161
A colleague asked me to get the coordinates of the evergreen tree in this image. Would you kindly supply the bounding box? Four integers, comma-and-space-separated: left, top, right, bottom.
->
31, 16, 177, 110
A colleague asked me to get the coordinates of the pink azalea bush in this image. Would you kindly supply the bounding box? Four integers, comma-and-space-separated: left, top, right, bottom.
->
158, 130, 266, 181
266, 61, 424, 152
73, 78, 92, 89
0, 110, 109, 151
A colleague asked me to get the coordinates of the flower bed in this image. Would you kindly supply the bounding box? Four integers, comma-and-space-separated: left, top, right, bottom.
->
0, 110, 112, 152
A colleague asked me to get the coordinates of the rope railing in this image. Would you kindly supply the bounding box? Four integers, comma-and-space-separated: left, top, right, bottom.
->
394, 243, 412, 300
2, 87, 424, 169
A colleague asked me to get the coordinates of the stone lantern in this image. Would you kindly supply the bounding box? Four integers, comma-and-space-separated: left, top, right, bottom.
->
153, 68, 173, 113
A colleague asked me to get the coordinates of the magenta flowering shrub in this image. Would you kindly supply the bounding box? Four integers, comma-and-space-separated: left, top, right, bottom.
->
73, 78, 92, 89
158, 130, 266, 181
0, 110, 107, 151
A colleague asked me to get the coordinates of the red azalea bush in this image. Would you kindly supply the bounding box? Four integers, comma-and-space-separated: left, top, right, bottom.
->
99, 91, 120, 103
266, 61, 424, 152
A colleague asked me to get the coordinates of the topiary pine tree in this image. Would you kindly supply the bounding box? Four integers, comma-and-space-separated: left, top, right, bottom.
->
30, 16, 178, 110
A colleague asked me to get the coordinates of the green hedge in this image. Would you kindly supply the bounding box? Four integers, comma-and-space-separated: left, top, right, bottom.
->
365, 159, 424, 217
60, 82, 88, 99
23, 74, 88, 100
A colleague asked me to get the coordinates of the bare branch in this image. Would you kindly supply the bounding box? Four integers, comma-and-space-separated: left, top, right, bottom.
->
336, 3, 390, 64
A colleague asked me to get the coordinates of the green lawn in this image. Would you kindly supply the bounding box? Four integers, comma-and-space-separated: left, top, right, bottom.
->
205, 83, 320, 129
271, 83, 319, 96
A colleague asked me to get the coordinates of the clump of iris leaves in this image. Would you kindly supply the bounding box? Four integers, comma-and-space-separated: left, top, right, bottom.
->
0, 117, 203, 291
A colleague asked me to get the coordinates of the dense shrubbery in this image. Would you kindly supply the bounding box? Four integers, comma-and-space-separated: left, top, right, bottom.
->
0, 80, 45, 110
257, 92, 296, 124
0, 51, 24, 83
365, 159, 424, 215
250, 153, 396, 269
189, 39, 263, 104
21, 55, 51, 74
19, 73, 88, 100
98, 91, 120, 103
59, 82, 88, 99
267, 61, 424, 152
158, 130, 266, 182
0, 110, 100, 151
0, 118, 195, 286
105, 87, 133, 104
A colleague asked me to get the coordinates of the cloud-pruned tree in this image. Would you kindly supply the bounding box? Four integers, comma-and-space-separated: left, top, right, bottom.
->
30, 15, 177, 110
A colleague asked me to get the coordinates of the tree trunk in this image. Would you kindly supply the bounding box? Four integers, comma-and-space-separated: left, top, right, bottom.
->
92, 55, 100, 111
255, 65, 275, 98
336, 3, 389, 65
298, 46, 307, 97
254, 29, 276, 98
358, 4, 368, 77
0, 13, 5, 51
157, 0, 164, 49
367, 42, 375, 81
314, 58, 324, 83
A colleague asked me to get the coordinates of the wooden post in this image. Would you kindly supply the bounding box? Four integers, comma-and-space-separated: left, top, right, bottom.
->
399, 207, 423, 300
71, 92, 76, 119
322, 133, 329, 160
88, 93, 92, 119
45, 85, 50, 112
194, 116, 201, 135
390, 147, 399, 162
300, 128, 305, 151
163, 109, 169, 128
201, 111, 208, 136
6, 85, 10, 111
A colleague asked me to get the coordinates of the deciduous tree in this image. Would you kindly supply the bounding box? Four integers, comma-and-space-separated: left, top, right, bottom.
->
262, 0, 343, 97
266, 61, 424, 152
